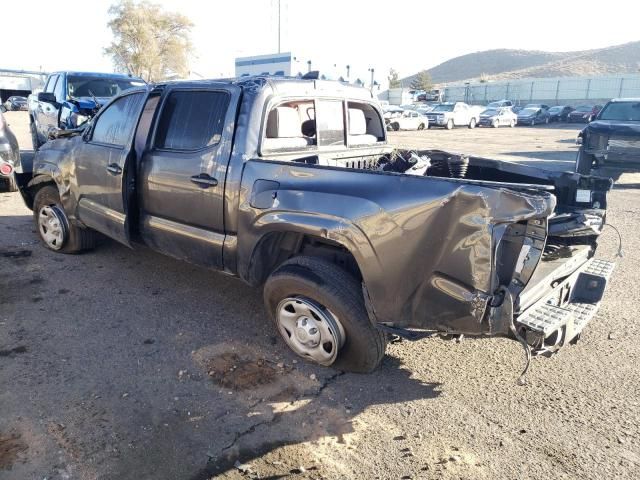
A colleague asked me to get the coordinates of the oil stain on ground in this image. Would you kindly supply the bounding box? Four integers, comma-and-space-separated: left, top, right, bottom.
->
0, 432, 28, 470
206, 352, 277, 390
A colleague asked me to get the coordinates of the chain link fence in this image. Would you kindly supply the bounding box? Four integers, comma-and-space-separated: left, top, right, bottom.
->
444, 74, 640, 106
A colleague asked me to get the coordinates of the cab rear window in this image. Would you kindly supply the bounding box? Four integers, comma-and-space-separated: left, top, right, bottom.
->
262, 99, 384, 153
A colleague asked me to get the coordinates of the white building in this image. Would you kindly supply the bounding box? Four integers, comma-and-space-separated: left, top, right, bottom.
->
0, 69, 46, 102
235, 52, 295, 77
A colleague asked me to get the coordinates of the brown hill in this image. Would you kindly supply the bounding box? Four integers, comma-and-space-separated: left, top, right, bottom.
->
403, 41, 640, 85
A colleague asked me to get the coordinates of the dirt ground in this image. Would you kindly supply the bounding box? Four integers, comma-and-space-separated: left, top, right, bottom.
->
1, 111, 639, 480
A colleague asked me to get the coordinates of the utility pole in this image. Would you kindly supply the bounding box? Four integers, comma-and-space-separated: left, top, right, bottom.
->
277, 0, 281, 53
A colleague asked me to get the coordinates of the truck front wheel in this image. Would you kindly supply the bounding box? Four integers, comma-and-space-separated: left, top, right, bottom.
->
33, 185, 98, 253
264, 256, 386, 373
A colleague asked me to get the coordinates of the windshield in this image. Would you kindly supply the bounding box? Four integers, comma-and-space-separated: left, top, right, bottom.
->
548, 106, 563, 113
482, 109, 499, 115
67, 76, 145, 98
575, 105, 592, 112
432, 104, 454, 112
598, 102, 640, 121
487, 102, 503, 108
520, 108, 538, 115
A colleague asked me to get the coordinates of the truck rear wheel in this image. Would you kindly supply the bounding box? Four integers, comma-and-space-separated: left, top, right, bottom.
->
33, 185, 98, 253
264, 256, 386, 373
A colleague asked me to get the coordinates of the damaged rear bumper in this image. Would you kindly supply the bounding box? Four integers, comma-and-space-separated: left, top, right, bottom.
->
514, 257, 615, 354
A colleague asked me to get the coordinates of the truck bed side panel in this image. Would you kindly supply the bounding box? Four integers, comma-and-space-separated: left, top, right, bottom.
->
236, 160, 554, 334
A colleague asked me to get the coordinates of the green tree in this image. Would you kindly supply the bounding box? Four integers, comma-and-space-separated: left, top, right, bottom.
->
388, 68, 401, 89
410, 70, 432, 91
104, 0, 193, 82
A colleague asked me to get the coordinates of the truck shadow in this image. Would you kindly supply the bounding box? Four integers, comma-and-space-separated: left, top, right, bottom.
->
187, 354, 441, 479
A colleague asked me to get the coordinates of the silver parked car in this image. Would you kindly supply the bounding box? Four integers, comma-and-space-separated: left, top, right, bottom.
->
0, 110, 20, 193
478, 107, 517, 128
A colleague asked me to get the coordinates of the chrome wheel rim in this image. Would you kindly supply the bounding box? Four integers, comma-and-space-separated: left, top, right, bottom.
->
38, 205, 66, 250
276, 297, 346, 366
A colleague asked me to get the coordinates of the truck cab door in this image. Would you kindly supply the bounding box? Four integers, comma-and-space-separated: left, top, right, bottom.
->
73, 90, 147, 246
137, 84, 240, 269
37, 74, 60, 138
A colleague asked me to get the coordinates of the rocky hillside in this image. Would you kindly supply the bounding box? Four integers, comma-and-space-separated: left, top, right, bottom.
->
403, 41, 640, 85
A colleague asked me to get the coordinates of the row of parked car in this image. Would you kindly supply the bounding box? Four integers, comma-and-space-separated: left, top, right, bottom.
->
382, 100, 604, 131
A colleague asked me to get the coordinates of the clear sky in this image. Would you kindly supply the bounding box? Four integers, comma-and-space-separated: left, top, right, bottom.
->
3, 0, 639, 86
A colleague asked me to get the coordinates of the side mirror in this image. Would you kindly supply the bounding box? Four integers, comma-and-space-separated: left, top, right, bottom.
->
38, 92, 57, 104
0, 105, 6, 113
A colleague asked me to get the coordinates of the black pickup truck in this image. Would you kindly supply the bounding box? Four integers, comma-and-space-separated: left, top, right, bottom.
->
10, 76, 615, 373
577, 98, 640, 172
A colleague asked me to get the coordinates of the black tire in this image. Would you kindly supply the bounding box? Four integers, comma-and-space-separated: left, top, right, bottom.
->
32, 185, 98, 253
468, 118, 476, 129
417, 123, 425, 130
264, 256, 387, 373
30, 121, 42, 151
446, 119, 454, 130
391, 122, 400, 131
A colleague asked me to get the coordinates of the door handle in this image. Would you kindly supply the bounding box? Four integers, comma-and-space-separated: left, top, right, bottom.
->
106, 163, 122, 175
190, 174, 218, 188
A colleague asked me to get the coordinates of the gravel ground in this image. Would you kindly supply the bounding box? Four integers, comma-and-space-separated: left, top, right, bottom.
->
1, 111, 639, 480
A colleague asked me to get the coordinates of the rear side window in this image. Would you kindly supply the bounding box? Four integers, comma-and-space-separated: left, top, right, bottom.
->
54, 75, 66, 103
44, 75, 58, 93
91, 92, 145, 146
155, 90, 230, 151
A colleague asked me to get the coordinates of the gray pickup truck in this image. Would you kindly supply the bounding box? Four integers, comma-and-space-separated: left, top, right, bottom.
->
12, 76, 615, 374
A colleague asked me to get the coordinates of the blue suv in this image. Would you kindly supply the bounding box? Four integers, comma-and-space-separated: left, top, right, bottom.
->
30, 71, 145, 150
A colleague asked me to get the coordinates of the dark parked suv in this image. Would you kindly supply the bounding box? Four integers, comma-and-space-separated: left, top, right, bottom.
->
547, 105, 574, 122
568, 105, 602, 123
4, 96, 28, 111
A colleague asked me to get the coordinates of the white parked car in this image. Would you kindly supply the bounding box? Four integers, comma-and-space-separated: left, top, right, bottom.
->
383, 106, 404, 120
478, 107, 518, 128
425, 102, 480, 129
387, 110, 429, 131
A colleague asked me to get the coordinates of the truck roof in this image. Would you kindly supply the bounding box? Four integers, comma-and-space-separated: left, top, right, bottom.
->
50, 71, 145, 81
156, 75, 378, 102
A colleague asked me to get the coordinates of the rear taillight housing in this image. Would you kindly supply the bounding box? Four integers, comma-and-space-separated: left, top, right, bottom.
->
0, 162, 13, 176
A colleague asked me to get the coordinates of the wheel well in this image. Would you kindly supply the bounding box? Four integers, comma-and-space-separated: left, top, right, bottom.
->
247, 232, 363, 286
24, 177, 56, 210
